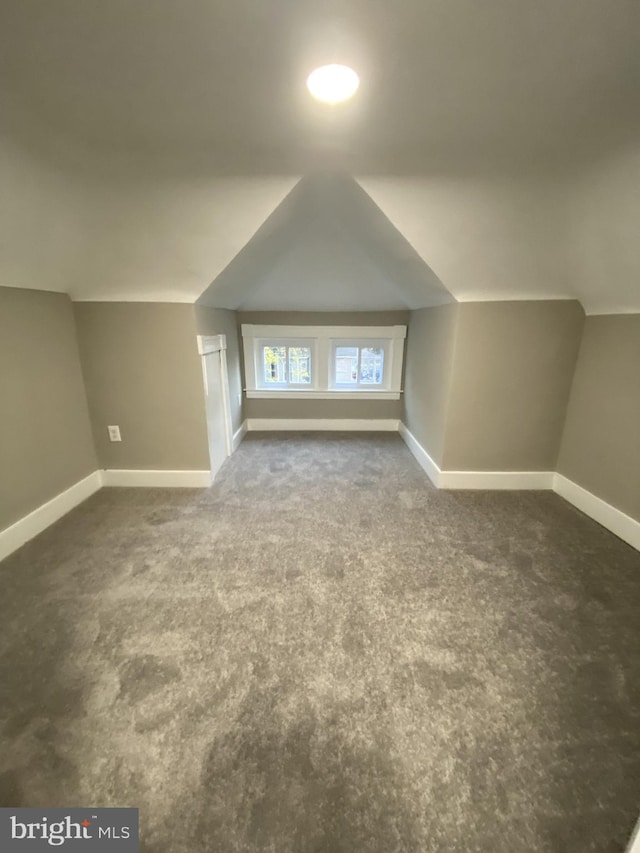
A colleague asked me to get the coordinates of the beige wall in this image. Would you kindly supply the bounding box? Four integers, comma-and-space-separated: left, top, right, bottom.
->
403, 304, 459, 466
0, 287, 97, 530
237, 311, 409, 421
74, 303, 209, 470
441, 301, 584, 471
557, 315, 640, 521
194, 306, 244, 433
244, 398, 402, 421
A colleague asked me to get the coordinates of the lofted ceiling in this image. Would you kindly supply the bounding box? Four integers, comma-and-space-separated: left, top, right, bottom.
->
0, 1, 638, 312
197, 175, 453, 310
1, 0, 639, 175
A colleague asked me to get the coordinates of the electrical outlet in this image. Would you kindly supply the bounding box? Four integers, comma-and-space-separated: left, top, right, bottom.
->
107, 425, 122, 442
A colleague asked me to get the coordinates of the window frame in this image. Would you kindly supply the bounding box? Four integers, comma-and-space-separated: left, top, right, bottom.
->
242, 324, 406, 400
331, 339, 389, 391
256, 338, 316, 391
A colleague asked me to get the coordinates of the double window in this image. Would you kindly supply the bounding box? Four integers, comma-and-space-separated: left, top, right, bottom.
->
242, 325, 406, 399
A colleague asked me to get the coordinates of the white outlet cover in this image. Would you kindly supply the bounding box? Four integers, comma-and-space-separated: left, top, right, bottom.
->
108, 425, 122, 442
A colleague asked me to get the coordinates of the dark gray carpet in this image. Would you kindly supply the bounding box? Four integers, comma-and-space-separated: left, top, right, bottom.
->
1, 433, 640, 852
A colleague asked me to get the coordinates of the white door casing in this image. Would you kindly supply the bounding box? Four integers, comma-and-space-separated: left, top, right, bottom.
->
197, 335, 233, 480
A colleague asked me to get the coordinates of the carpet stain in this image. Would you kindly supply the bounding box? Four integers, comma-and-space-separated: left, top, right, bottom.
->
118, 655, 182, 703
146, 511, 177, 526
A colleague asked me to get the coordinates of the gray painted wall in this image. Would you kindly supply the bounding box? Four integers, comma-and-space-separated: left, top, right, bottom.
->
244, 398, 403, 421
0, 287, 97, 530
237, 311, 409, 421
194, 305, 244, 433
74, 303, 210, 470
441, 301, 585, 471
557, 314, 640, 522
403, 304, 459, 467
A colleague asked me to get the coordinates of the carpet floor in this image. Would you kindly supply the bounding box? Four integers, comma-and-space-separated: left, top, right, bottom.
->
1, 432, 639, 852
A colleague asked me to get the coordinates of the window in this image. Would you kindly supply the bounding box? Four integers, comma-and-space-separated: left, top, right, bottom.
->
262, 344, 312, 387
242, 324, 406, 399
334, 344, 385, 387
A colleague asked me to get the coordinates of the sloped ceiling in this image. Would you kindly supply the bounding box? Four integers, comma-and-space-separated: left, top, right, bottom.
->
358, 176, 571, 306
0, 1, 638, 311
197, 175, 454, 311
68, 177, 299, 303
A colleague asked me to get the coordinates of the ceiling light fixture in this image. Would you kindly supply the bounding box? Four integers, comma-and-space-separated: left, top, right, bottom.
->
306, 64, 360, 104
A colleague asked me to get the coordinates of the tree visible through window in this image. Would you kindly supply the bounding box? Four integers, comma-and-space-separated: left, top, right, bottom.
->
263, 345, 311, 385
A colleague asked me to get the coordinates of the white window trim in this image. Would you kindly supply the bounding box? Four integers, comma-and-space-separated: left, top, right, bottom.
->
255, 338, 317, 390
242, 324, 407, 400
331, 338, 389, 391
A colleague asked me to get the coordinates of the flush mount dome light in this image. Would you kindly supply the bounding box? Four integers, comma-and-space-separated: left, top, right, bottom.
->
306, 64, 360, 104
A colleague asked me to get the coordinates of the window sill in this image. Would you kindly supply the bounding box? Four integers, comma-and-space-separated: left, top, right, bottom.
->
245, 390, 401, 400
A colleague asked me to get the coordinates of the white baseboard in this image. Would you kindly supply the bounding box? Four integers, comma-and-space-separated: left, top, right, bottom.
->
3, 435, 637, 564
399, 421, 639, 551
398, 423, 440, 486
0, 471, 102, 563
246, 418, 400, 432
398, 424, 553, 490
101, 470, 212, 487
439, 470, 555, 490
232, 420, 248, 451
554, 474, 640, 551
0, 467, 215, 561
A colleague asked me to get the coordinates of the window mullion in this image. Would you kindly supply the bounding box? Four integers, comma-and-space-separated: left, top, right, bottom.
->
317, 337, 329, 389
